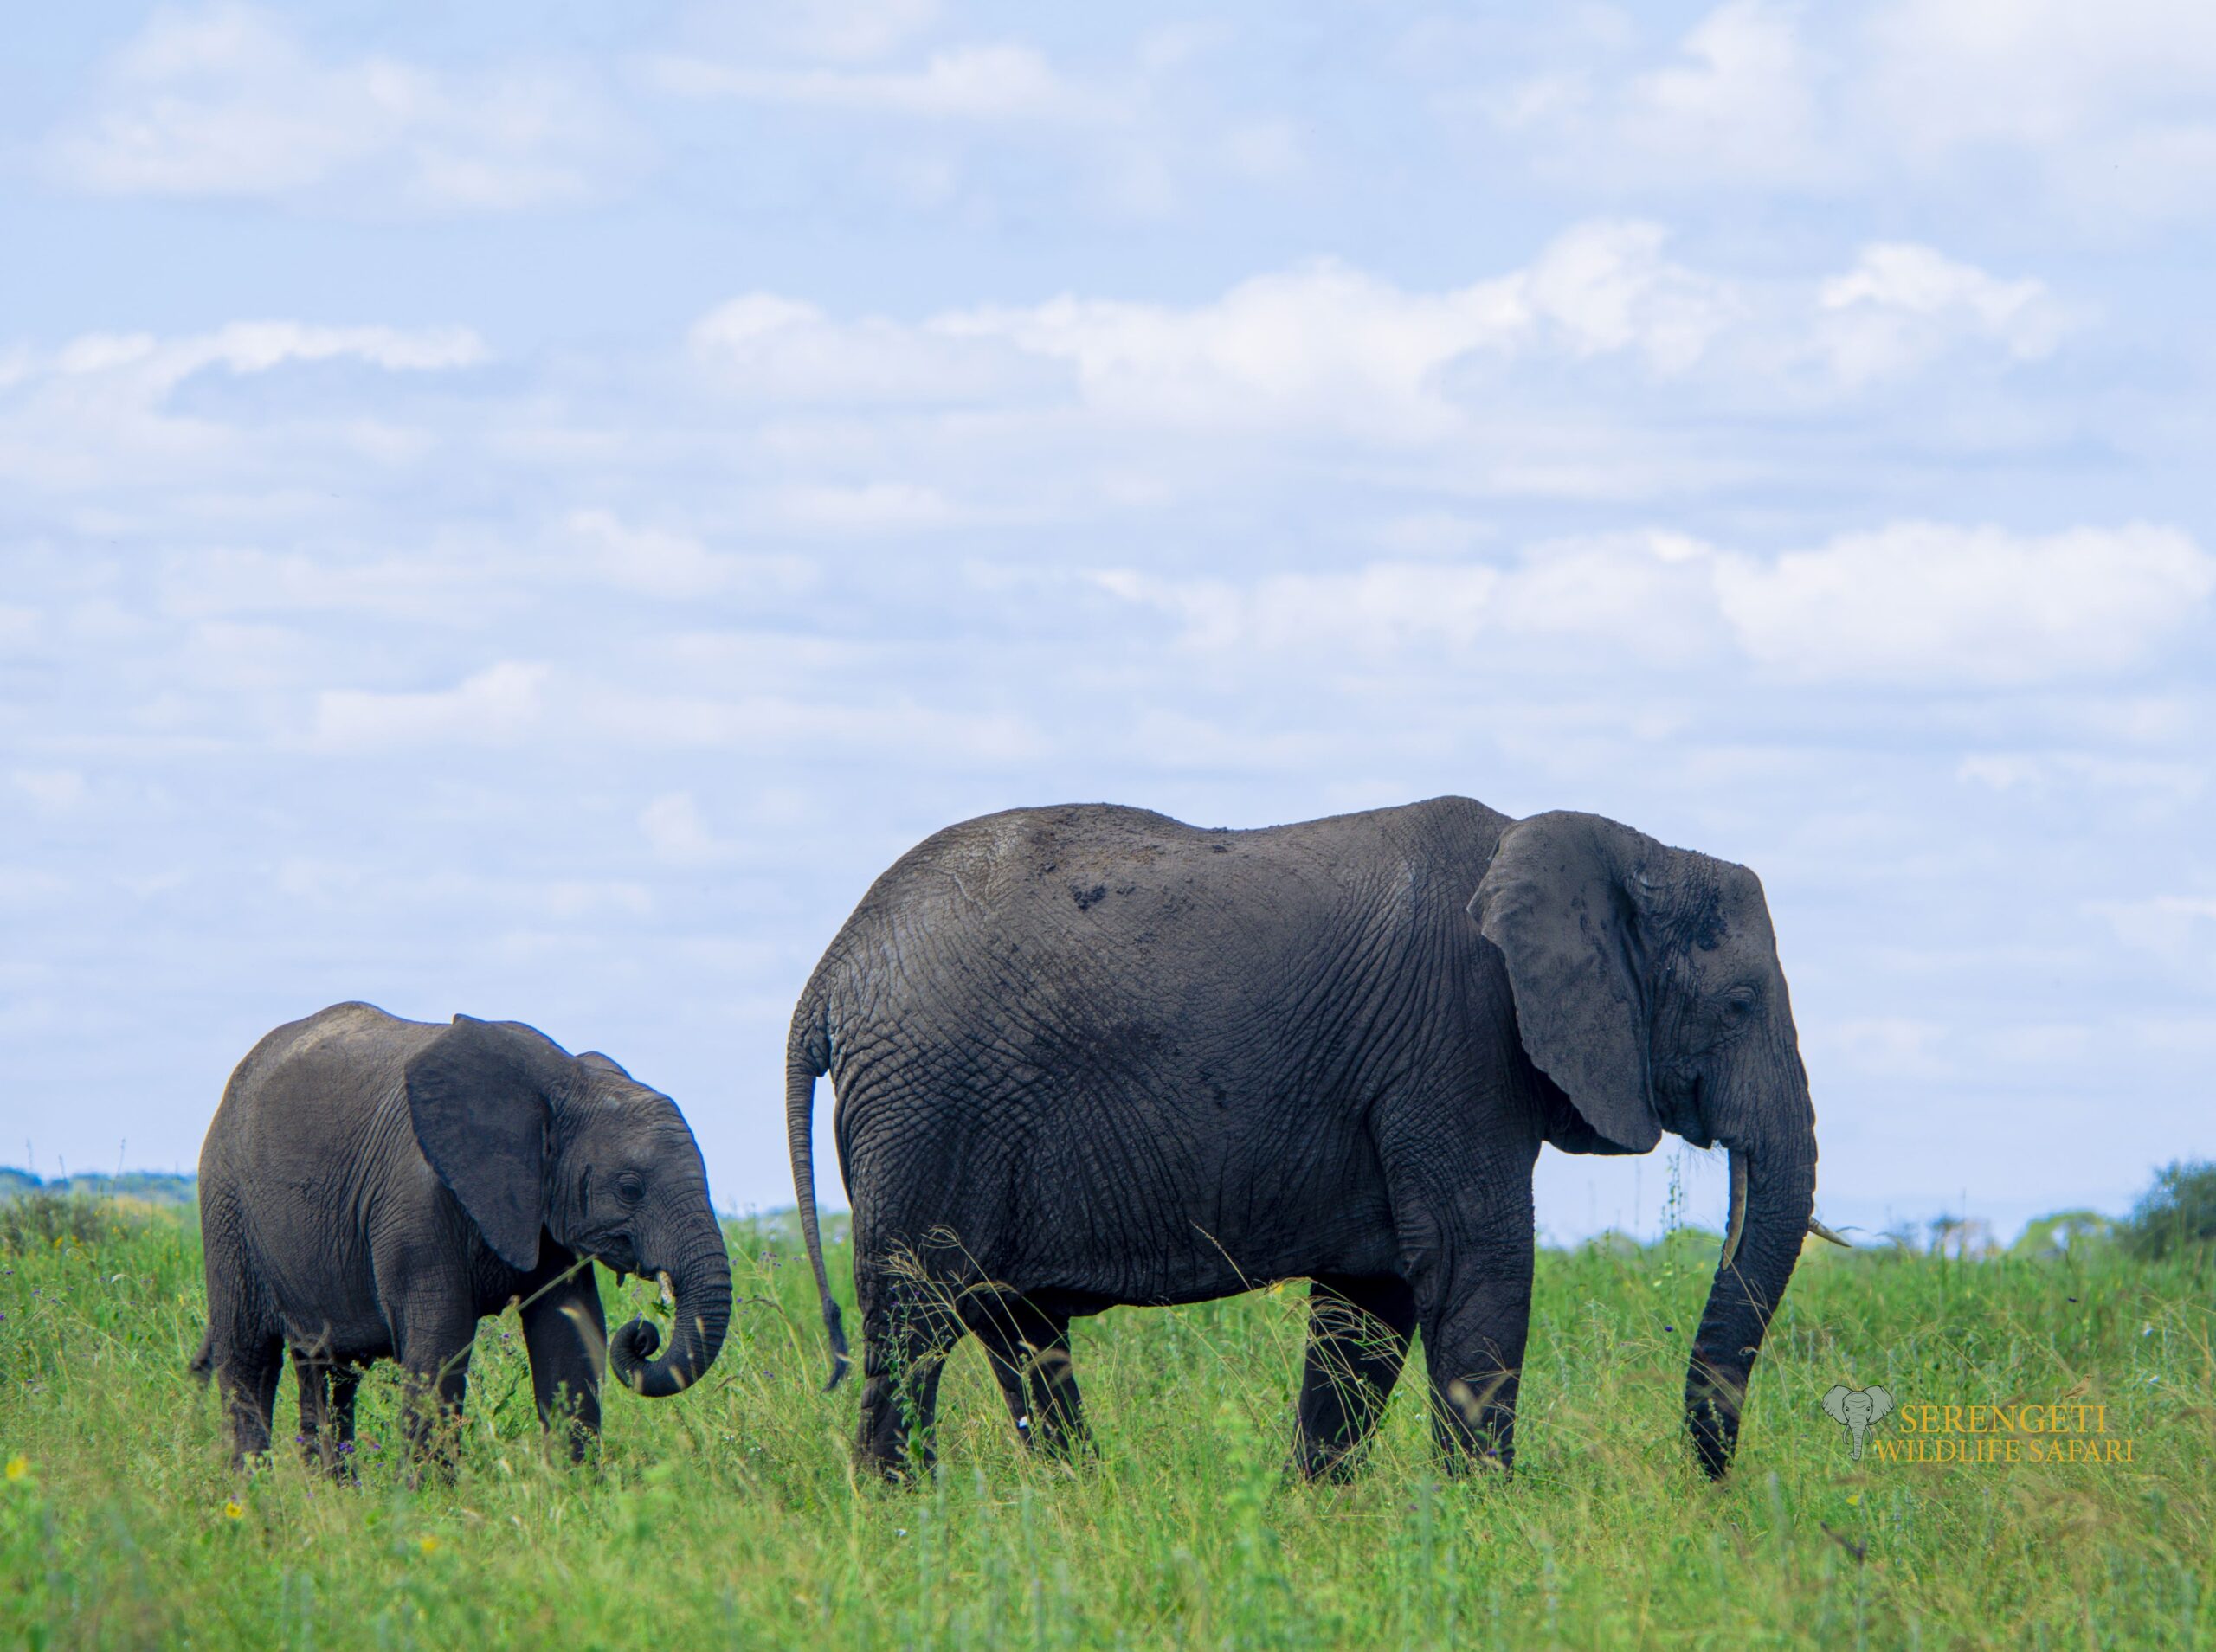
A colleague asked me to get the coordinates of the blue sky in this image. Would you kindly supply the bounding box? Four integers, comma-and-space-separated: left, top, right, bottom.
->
3, 1, 2213, 1245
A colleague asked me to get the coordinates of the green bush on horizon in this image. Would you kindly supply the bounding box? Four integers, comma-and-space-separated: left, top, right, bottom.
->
2119, 1159, 2216, 1263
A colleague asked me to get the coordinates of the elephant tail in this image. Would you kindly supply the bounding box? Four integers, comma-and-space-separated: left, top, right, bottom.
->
189, 1325, 215, 1382
786, 999, 849, 1392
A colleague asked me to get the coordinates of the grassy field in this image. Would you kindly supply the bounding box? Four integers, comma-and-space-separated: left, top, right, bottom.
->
0, 1197, 2208, 1649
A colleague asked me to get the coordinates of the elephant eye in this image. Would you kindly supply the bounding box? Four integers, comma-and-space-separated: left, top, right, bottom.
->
1723, 987, 1758, 1022
614, 1171, 647, 1206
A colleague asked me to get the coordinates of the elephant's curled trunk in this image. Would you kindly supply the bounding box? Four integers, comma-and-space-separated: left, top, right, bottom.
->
609, 1232, 732, 1399
1685, 1122, 1816, 1480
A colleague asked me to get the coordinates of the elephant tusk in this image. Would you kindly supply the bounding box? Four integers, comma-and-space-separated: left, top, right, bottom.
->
1719, 1151, 1749, 1273
1807, 1217, 1852, 1249
658, 1270, 676, 1307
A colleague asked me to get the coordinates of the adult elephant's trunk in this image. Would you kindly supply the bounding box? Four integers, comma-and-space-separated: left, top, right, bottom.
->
610, 1224, 732, 1398
1685, 1083, 1817, 1479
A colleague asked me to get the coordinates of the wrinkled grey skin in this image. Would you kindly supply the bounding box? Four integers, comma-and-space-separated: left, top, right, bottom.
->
789, 800, 1818, 1482
194, 1003, 731, 1469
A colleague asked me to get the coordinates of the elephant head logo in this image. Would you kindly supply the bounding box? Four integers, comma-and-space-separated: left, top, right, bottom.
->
1821, 1385, 1895, 1460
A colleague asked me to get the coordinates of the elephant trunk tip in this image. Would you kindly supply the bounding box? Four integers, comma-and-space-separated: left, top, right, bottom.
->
609, 1316, 667, 1394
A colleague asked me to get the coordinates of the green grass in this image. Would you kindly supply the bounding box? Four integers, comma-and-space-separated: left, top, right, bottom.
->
1, 1200, 2209, 1649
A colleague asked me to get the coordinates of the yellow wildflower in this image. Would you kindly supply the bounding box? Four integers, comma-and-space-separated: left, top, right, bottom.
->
222, 1500, 244, 1520
418, 1534, 441, 1555
4, 1456, 28, 1482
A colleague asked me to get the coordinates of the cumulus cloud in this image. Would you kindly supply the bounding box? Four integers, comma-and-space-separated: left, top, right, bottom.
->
1865, 0, 2216, 164
312, 661, 549, 750
1484, 0, 1826, 187
684, 228, 2063, 440
48, 321, 486, 395
2088, 894, 2216, 960
1475, 0, 2216, 218
0, 318, 486, 492
1716, 524, 2214, 683
1815, 245, 2077, 385
568, 511, 815, 599
688, 294, 1055, 405
1098, 523, 2214, 685
639, 792, 725, 866
1491, 0, 1824, 186
652, 42, 1098, 123
45, 3, 632, 211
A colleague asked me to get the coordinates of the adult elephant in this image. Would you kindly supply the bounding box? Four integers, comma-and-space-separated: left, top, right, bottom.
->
788, 798, 1840, 1481
196, 1004, 731, 1469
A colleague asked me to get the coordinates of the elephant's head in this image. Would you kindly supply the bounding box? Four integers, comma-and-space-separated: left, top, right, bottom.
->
1472, 812, 1820, 1479
403, 1016, 733, 1398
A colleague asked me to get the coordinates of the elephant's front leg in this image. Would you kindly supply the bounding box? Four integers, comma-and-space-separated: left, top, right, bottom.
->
291, 1347, 350, 1476
1292, 1274, 1416, 1481
395, 1303, 478, 1480
1395, 1184, 1536, 1473
519, 1255, 606, 1462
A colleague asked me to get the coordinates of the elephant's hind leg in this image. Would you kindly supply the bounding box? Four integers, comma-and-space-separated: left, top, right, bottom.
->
854, 1268, 964, 1481
215, 1336, 282, 1467
1292, 1273, 1416, 1481
964, 1292, 1089, 1457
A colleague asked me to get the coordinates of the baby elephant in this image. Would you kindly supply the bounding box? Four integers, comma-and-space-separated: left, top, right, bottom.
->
193, 1002, 731, 1469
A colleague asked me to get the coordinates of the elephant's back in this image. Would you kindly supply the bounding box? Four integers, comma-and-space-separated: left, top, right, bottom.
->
201, 1002, 435, 1180
818, 796, 1511, 974
810, 797, 1511, 1288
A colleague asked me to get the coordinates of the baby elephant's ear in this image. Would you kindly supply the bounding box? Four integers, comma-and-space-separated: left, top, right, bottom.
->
1821, 1385, 1852, 1424
1865, 1386, 1895, 1423
404, 1016, 568, 1271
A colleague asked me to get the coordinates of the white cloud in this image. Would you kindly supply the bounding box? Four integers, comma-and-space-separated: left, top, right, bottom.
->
1815, 244, 2077, 384
689, 294, 1053, 404
567, 511, 815, 600
46, 3, 630, 211
939, 222, 1731, 436
584, 691, 1043, 764
1862, 0, 2216, 216
639, 792, 725, 866
0, 318, 486, 492
684, 228, 2059, 442
2089, 894, 2216, 961
1715, 523, 2215, 683
1865, 0, 2216, 153
1487, 0, 1826, 187
1098, 522, 2214, 685
766, 0, 942, 62
312, 661, 549, 750
650, 42, 1096, 122
10, 771, 87, 813
1477, 0, 2216, 217
53, 321, 486, 395
1623, 0, 1821, 180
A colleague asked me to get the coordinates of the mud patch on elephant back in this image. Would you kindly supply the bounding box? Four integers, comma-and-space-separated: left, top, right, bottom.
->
1070, 883, 1109, 910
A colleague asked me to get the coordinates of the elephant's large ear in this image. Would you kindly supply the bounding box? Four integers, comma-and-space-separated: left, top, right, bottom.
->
404, 1016, 567, 1270
1470, 812, 1663, 1154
